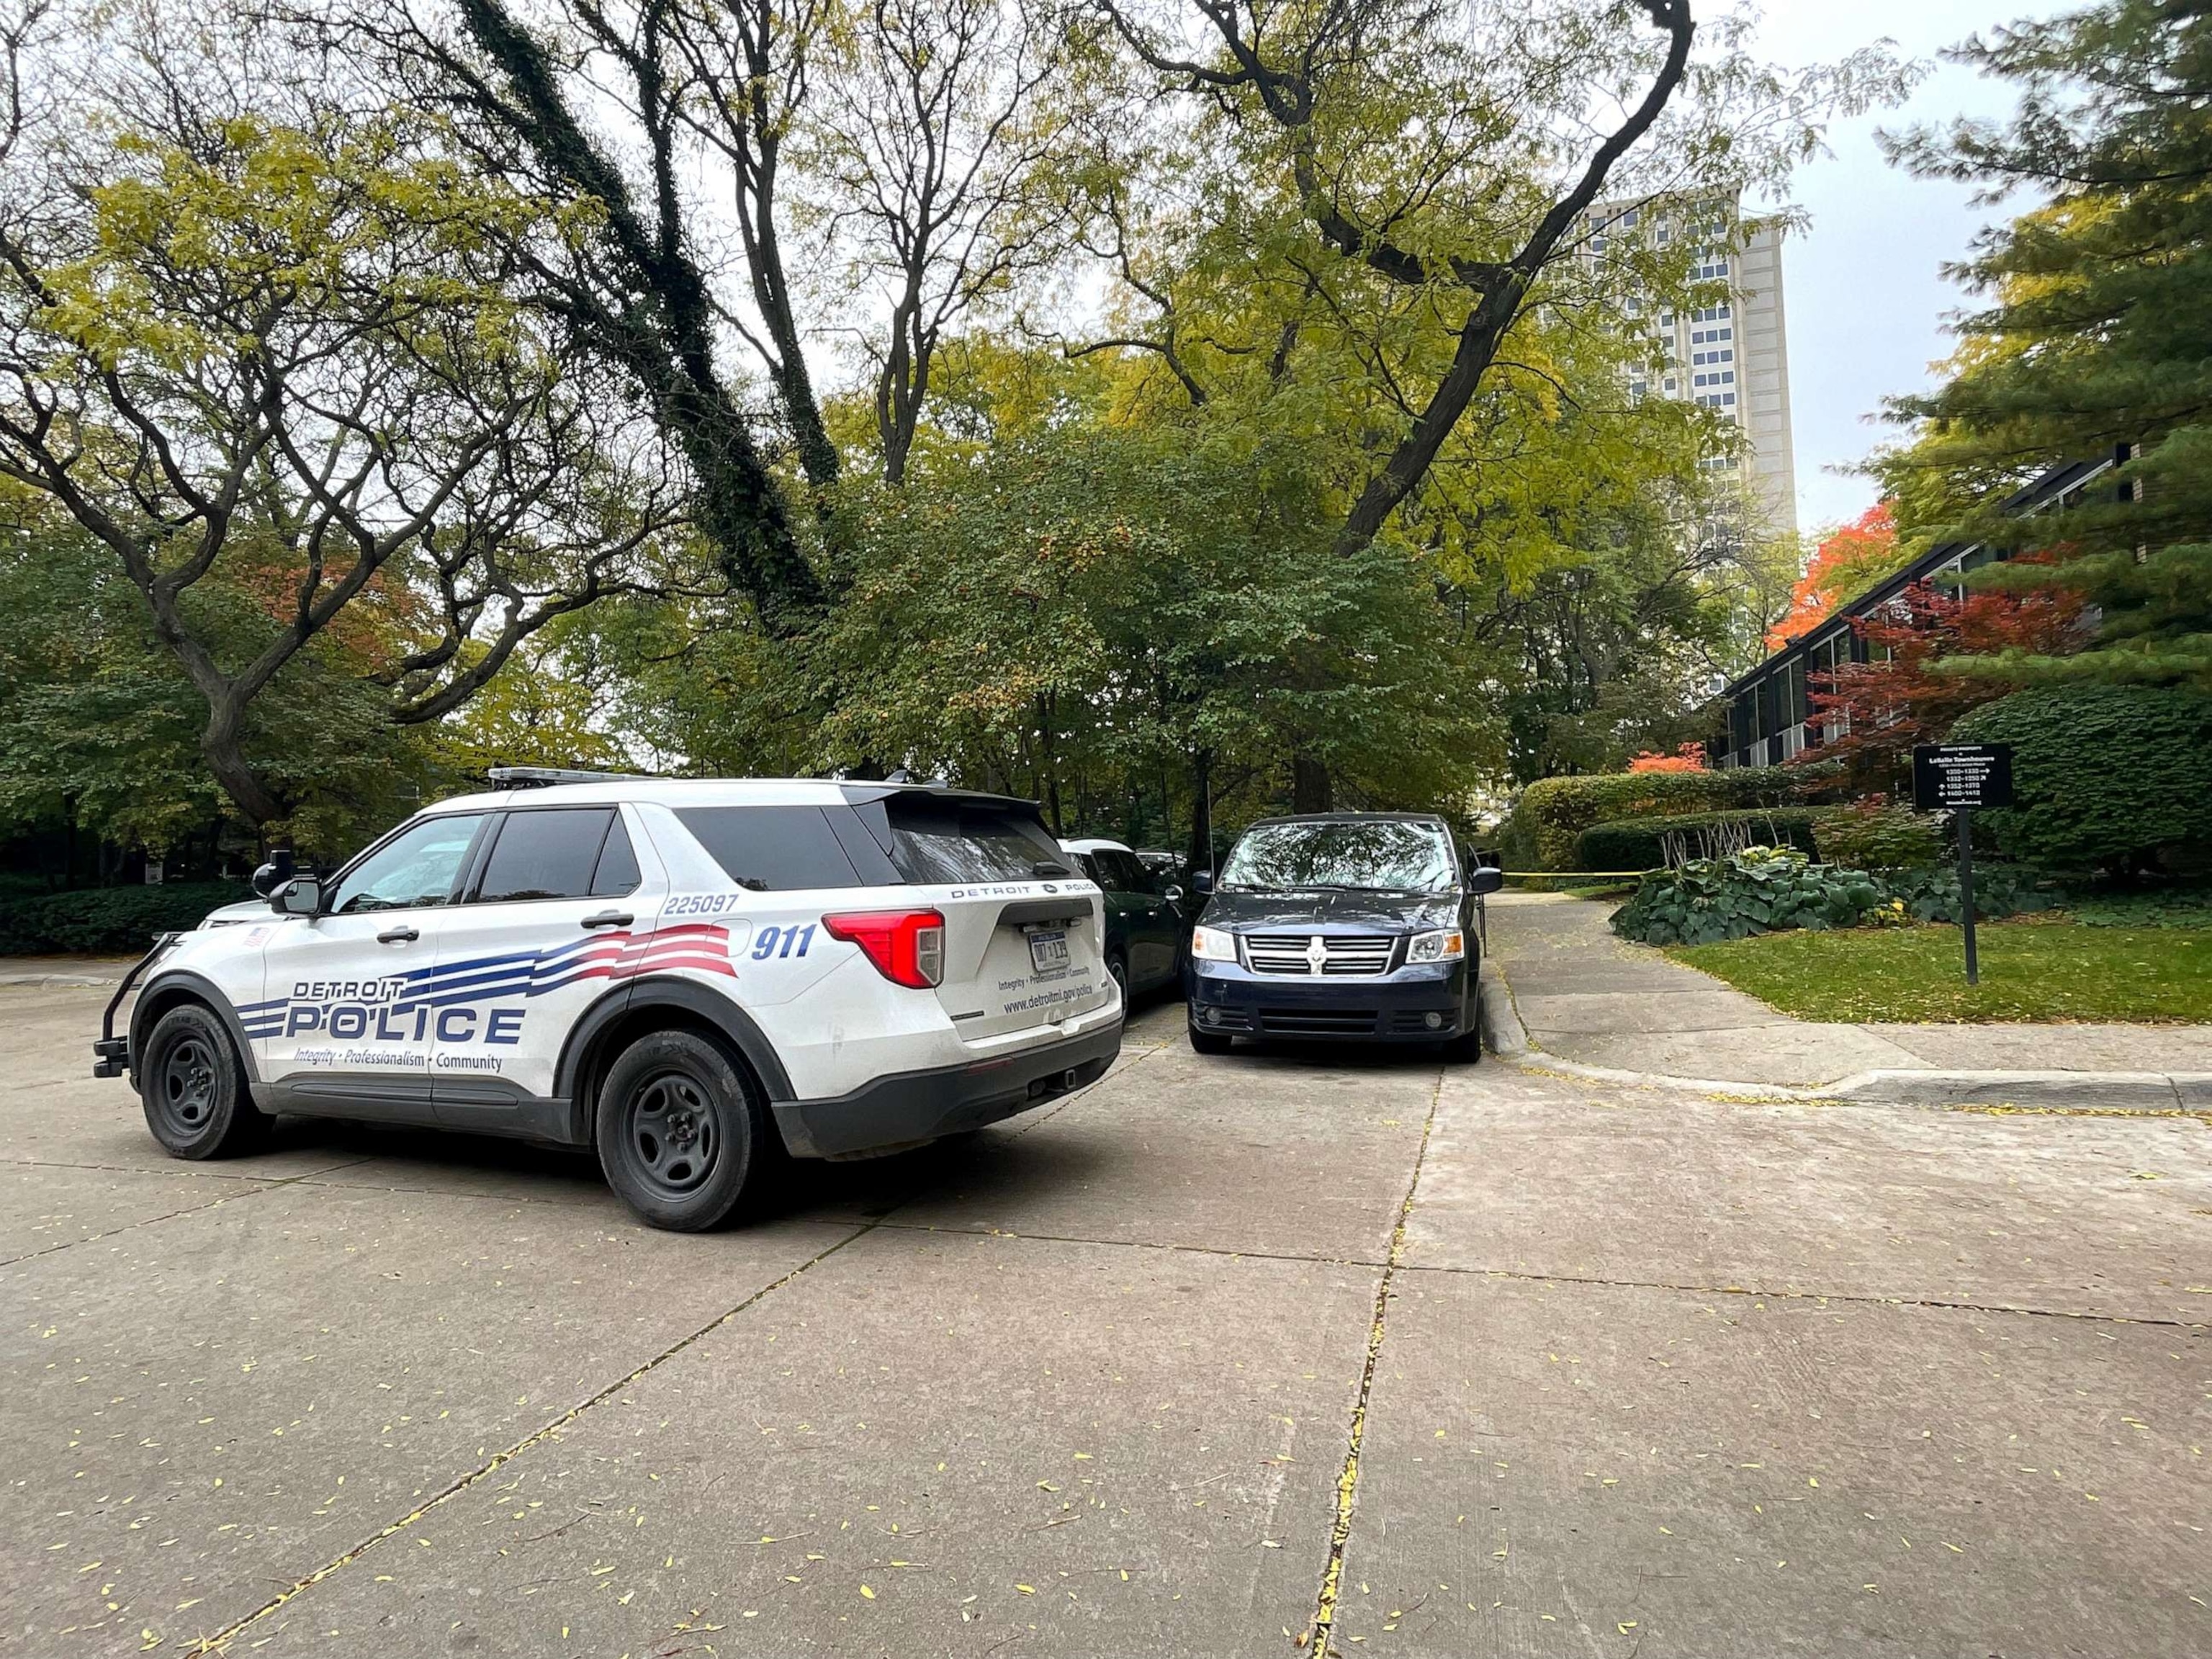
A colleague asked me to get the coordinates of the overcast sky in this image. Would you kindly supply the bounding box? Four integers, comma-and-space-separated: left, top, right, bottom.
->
1747, 1, 2055, 535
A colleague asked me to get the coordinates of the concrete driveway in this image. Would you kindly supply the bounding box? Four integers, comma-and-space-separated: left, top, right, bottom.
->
1, 978, 2206, 1657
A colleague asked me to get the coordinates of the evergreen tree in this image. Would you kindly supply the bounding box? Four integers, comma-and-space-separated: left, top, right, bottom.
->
1880, 0, 2212, 688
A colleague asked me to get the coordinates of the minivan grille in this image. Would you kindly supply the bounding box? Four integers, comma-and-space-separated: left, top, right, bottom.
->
1259, 1007, 1380, 1036
1243, 933, 1397, 977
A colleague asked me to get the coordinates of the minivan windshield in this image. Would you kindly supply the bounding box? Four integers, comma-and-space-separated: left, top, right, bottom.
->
1218, 820, 1456, 893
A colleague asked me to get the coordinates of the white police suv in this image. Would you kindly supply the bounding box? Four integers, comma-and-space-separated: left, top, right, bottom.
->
94, 774, 1122, 1230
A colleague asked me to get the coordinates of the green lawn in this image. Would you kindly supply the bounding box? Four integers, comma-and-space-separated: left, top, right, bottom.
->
1665, 920, 2212, 1024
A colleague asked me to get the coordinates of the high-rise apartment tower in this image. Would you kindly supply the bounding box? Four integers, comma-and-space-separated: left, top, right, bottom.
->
1593, 194, 1798, 535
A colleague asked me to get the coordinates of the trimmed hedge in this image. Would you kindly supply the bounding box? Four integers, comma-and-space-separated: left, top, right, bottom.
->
1952, 683, 2212, 873
1507, 763, 1840, 870
0, 882, 251, 956
1575, 808, 1835, 872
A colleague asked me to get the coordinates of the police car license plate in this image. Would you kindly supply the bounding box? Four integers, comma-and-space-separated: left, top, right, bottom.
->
1028, 929, 1070, 975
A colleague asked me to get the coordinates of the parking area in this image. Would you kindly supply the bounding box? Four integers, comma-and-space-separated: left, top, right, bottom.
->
3, 979, 2208, 1657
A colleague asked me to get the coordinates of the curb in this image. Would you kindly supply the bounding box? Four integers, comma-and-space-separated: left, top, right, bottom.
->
1475, 958, 1529, 1058
0, 973, 117, 988
1497, 1046, 2211, 1113
1821, 1068, 2212, 1112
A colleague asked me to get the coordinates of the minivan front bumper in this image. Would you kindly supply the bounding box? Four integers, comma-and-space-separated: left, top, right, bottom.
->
771, 1017, 1123, 1158
1187, 956, 1473, 1043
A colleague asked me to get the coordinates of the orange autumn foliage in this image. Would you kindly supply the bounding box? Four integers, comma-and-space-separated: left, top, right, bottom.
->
1628, 742, 1707, 773
1766, 503, 1899, 652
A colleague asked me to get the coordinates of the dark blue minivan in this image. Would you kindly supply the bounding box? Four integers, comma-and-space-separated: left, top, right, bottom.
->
1184, 813, 1503, 1057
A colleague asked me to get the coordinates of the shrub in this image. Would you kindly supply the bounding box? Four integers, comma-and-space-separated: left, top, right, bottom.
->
1611, 848, 1884, 946
0, 882, 251, 955
1951, 684, 2212, 873
1879, 864, 2052, 924
1575, 809, 1837, 872
1628, 742, 1707, 773
1507, 763, 1840, 870
1812, 800, 1941, 871
2060, 885, 2212, 927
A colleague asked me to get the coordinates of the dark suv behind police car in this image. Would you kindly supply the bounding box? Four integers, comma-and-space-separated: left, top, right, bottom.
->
1183, 813, 1503, 1056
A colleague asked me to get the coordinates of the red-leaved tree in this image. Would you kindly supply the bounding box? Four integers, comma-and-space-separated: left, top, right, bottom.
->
1797, 570, 2087, 790
1629, 742, 1707, 773
1767, 503, 1900, 652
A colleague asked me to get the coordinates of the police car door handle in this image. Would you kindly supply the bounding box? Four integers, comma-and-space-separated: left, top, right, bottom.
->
377, 925, 420, 945
582, 910, 634, 930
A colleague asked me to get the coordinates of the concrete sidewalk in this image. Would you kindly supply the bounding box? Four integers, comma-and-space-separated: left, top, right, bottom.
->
1481, 891, 2212, 1108
0, 954, 136, 986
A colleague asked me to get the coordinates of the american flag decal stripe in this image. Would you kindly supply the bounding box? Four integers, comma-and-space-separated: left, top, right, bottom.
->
236, 922, 736, 1039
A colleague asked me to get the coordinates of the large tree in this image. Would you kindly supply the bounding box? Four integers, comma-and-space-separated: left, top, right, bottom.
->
1880, 0, 2212, 690
0, 24, 701, 827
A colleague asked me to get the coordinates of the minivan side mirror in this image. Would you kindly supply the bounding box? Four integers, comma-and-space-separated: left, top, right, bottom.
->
1191, 870, 1214, 896
1465, 865, 1504, 897
274, 876, 324, 916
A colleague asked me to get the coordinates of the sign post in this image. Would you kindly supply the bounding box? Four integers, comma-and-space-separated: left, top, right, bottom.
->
1912, 743, 2015, 986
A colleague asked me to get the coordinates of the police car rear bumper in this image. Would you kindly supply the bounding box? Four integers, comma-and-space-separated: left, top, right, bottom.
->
771, 1018, 1123, 1159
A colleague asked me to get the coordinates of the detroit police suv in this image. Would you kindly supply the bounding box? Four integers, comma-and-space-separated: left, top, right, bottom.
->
94, 773, 1122, 1230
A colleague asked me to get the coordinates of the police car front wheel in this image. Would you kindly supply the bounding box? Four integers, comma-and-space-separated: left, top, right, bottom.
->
140, 1003, 272, 1159
595, 1030, 767, 1231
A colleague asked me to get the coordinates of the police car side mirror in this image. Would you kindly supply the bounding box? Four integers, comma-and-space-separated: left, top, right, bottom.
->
1191, 871, 1213, 896
1465, 865, 1504, 897
274, 876, 323, 916
251, 849, 295, 899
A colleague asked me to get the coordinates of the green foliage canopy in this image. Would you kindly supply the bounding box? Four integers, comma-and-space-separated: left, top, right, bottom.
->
1880, 0, 2212, 689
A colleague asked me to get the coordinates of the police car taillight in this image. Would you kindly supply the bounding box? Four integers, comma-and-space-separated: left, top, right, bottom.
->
822, 909, 945, 989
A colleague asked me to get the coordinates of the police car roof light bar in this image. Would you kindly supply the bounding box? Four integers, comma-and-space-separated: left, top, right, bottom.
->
487, 766, 655, 789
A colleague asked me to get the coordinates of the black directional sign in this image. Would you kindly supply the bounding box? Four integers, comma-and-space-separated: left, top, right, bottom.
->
1912, 743, 2014, 812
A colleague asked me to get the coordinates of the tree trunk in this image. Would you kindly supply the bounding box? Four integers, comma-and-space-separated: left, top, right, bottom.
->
1291, 753, 1332, 814
1186, 748, 1214, 875
200, 696, 286, 830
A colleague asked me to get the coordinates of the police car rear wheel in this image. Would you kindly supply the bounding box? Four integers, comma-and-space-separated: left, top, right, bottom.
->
140, 1003, 271, 1159
596, 1030, 764, 1231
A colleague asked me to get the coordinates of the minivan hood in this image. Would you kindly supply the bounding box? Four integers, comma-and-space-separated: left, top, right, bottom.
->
1199, 887, 1460, 934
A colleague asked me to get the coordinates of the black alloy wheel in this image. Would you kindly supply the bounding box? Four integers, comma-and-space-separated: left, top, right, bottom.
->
595, 1030, 765, 1231
138, 1002, 272, 1159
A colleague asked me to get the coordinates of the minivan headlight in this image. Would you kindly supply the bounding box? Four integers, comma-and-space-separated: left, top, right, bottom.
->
1190, 925, 1237, 962
1407, 928, 1464, 963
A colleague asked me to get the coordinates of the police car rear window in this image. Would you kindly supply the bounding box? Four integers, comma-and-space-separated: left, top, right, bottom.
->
476, 808, 616, 903
677, 806, 866, 891
872, 799, 1066, 884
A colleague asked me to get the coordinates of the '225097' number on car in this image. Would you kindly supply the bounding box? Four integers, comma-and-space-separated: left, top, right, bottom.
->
666, 892, 737, 916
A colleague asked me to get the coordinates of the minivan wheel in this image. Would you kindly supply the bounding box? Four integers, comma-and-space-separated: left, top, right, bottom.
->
139, 1003, 271, 1159
1107, 956, 1130, 1002
596, 1030, 765, 1231
1439, 1025, 1483, 1062
1187, 1017, 1233, 1056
